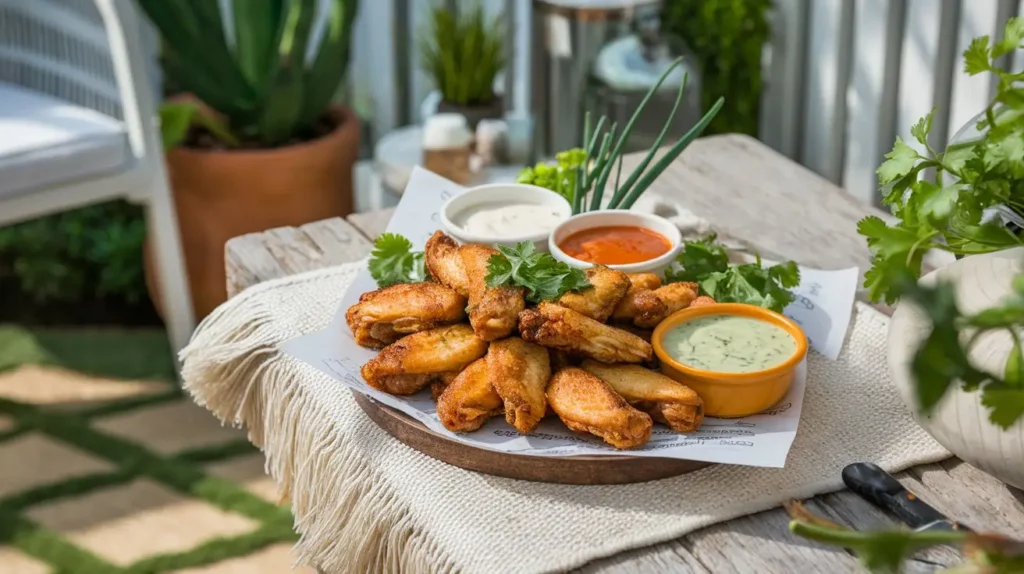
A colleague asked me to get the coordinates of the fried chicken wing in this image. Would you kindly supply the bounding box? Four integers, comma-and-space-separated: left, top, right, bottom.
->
519, 302, 653, 364
581, 361, 704, 432
429, 371, 461, 401
611, 273, 663, 322
546, 368, 652, 449
548, 349, 575, 372
634, 282, 701, 328
436, 358, 504, 432
361, 324, 488, 395
487, 337, 551, 433
556, 265, 631, 322
425, 231, 526, 340
425, 231, 470, 295
345, 282, 467, 348
689, 295, 717, 307
461, 244, 526, 341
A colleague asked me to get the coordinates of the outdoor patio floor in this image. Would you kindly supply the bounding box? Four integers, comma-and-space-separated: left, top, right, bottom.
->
0, 326, 311, 573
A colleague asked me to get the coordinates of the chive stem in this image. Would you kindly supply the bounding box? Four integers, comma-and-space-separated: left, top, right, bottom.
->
589, 122, 618, 211
617, 97, 724, 210
608, 72, 689, 209
596, 57, 684, 206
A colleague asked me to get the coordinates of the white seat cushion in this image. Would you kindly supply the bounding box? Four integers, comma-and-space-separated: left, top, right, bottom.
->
0, 82, 130, 198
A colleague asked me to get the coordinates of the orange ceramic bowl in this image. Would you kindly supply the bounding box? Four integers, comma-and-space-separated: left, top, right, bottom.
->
652, 303, 808, 418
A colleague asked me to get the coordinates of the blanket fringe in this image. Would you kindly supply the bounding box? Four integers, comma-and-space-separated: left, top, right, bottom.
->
179, 271, 456, 573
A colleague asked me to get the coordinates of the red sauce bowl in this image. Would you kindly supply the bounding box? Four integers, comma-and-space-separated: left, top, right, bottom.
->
548, 210, 682, 274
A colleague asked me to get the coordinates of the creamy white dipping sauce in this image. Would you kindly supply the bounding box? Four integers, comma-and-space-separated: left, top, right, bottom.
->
454, 201, 564, 237
663, 315, 797, 373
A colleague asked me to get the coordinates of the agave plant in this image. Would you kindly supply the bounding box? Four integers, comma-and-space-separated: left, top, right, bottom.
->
138, 0, 358, 148
419, 2, 504, 107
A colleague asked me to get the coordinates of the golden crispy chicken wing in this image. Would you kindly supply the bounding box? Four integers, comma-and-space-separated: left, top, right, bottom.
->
487, 337, 551, 433
429, 371, 461, 401
436, 358, 504, 432
518, 302, 652, 364
460, 244, 526, 341
425, 231, 470, 295
556, 265, 631, 322
581, 360, 704, 432
546, 367, 652, 449
345, 282, 467, 348
361, 324, 488, 395
611, 273, 663, 322
425, 231, 526, 340
634, 282, 701, 328
689, 296, 717, 307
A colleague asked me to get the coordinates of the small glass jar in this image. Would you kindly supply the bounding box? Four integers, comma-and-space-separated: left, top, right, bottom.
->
422, 113, 473, 184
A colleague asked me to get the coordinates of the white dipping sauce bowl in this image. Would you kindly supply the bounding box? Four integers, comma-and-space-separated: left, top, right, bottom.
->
548, 210, 682, 275
440, 183, 571, 252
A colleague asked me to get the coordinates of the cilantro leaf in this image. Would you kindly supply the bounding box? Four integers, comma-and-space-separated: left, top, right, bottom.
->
877, 137, 923, 184
858, 216, 933, 304
368, 233, 427, 287
485, 241, 590, 304
993, 17, 1024, 59
981, 387, 1024, 429
910, 108, 935, 148
666, 236, 800, 313
664, 234, 730, 283
964, 35, 992, 75
900, 276, 1024, 429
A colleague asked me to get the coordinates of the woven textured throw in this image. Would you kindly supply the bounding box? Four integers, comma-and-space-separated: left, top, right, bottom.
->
181, 262, 950, 574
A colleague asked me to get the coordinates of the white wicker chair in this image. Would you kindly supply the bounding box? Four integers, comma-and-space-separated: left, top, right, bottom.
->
0, 0, 194, 366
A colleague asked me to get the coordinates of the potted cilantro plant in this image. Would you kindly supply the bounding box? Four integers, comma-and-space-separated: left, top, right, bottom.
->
860, 18, 1024, 488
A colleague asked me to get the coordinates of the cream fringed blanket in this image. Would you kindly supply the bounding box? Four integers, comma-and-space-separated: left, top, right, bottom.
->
181, 262, 950, 574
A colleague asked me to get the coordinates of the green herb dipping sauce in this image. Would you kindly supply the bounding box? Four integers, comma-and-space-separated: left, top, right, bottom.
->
663, 315, 797, 373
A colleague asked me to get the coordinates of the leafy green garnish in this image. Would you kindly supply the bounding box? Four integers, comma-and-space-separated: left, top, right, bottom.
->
859, 17, 1024, 305
368, 233, 427, 287
899, 273, 1024, 429
664, 235, 800, 313
485, 241, 590, 304
516, 148, 587, 204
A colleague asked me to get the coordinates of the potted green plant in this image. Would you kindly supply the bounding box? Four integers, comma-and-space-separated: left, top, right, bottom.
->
859, 18, 1024, 488
419, 2, 505, 128
138, 0, 359, 320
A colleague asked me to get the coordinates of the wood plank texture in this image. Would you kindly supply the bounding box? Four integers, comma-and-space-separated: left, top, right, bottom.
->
346, 208, 395, 241
224, 217, 372, 297
224, 135, 1024, 574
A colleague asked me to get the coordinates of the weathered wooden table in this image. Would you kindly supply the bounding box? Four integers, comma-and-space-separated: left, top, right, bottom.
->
225, 134, 1024, 573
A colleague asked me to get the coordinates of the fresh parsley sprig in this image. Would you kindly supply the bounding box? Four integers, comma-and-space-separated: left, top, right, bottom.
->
368, 233, 427, 287
664, 235, 801, 313
859, 17, 1024, 305
485, 241, 591, 304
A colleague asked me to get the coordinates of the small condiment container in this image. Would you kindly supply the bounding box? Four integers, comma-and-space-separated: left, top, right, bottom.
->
548, 210, 682, 275
475, 119, 508, 165
422, 113, 473, 184
652, 303, 808, 418
440, 183, 571, 252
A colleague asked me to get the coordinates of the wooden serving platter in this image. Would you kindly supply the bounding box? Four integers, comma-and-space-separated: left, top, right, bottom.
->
352, 393, 710, 485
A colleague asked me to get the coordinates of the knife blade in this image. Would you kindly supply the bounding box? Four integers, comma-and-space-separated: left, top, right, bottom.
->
842, 462, 973, 532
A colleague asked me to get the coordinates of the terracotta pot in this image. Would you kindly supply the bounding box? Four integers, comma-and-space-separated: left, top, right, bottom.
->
146, 105, 359, 320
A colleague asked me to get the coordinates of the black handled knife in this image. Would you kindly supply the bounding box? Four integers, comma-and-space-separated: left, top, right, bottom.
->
842, 462, 972, 532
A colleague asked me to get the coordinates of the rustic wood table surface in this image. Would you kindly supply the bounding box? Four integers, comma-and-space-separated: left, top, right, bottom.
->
224, 134, 1024, 573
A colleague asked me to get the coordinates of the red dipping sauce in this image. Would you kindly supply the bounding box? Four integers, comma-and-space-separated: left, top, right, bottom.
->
558, 225, 672, 265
